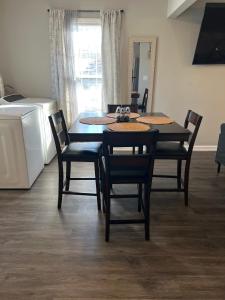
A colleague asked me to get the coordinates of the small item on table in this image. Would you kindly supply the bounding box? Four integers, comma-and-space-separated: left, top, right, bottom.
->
113, 106, 129, 122
116, 115, 130, 122
107, 106, 140, 122
117, 106, 130, 122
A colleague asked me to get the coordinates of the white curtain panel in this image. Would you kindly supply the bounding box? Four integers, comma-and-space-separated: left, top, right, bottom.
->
101, 10, 123, 111
49, 9, 78, 126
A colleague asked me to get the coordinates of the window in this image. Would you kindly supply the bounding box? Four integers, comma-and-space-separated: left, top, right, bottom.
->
73, 18, 102, 113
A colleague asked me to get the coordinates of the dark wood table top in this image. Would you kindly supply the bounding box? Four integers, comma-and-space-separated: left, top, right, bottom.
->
69, 112, 191, 142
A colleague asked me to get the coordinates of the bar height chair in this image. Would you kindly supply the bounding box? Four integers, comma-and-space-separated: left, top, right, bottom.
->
101, 129, 159, 241
49, 110, 102, 210
153, 110, 203, 206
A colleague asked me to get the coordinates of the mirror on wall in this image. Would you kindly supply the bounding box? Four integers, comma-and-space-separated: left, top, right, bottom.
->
128, 36, 157, 112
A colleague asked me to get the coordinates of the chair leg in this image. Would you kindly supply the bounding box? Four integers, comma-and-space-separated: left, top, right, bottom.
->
105, 182, 110, 242
217, 162, 221, 174
65, 161, 71, 191
138, 184, 142, 212
132, 147, 135, 154
144, 183, 150, 241
94, 161, 101, 211
109, 146, 113, 154
102, 175, 106, 214
58, 161, 64, 210
138, 146, 143, 154
102, 184, 106, 214
184, 160, 191, 207
99, 159, 106, 213
177, 160, 182, 190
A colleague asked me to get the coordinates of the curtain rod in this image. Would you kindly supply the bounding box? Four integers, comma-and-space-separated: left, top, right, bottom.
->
47, 9, 124, 13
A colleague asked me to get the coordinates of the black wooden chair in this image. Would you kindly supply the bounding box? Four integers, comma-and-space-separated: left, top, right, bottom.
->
49, 110, 102, 211
153, 110, 203, 206
138, 88, 148, 113
101, 129, 159, 241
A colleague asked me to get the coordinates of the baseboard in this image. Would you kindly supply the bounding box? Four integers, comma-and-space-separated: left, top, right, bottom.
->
193, 145, 216, 151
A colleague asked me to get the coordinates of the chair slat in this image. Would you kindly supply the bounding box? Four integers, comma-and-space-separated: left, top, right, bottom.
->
187, 110, 201, 126
58, 130, 67, 147
184, 110, 203, 153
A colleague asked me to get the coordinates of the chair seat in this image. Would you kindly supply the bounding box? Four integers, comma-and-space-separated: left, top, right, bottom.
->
156, 142, 187, 158
62, 142, 102, 161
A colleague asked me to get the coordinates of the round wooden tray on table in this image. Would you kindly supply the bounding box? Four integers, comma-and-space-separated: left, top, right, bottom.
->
136, 116, 174, 125
107, 122, 150, 132
79, 117, 116, 125
107, 112, 140, 119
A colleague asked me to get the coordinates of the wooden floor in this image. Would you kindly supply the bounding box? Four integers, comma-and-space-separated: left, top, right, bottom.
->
0, 152, 225, 300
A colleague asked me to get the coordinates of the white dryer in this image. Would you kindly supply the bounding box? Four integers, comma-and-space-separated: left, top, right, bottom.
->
0, 95, 58, 164
0, 105, 44, 189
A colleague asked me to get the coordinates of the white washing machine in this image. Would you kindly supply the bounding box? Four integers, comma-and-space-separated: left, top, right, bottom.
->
0, 95, 58, 164
0, 105, 44, 189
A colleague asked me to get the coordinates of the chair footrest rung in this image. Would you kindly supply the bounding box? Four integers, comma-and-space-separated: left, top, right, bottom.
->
62, 191, 97, 196
110, 219, 145, 224
153, 175, 178, 178
110, 194, 138, 199
151, 188, 184, 192
69, 177, 96, 180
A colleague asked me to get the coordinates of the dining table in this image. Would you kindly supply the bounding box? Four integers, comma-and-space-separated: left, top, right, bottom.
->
69, 112, 191, 142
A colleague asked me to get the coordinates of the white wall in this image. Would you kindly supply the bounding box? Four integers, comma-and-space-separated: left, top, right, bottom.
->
0, 0, 224, 146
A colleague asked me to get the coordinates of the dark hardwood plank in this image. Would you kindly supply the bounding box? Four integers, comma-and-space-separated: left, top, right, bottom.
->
0, 152, 225, 299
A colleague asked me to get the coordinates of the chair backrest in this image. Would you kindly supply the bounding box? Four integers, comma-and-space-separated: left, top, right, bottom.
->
103, 130, 159, 180
184, 110, 203, 155
48, 110, 70, 157
107, 104, 138, 113
141, 88, 149, 112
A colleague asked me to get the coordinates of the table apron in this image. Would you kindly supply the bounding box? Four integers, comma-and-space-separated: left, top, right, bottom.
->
69, 133, 190, 143
69, 134, 103, 142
